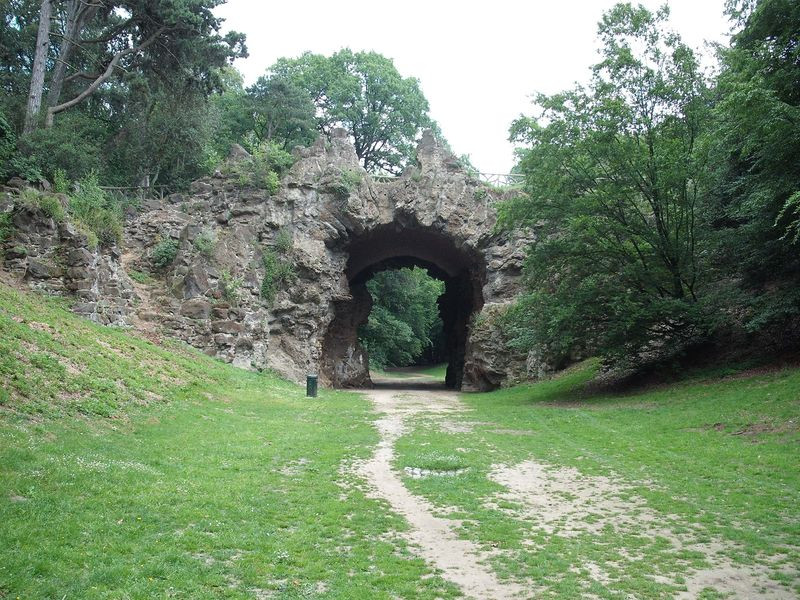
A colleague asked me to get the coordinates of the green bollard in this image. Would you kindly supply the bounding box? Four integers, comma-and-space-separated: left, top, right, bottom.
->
306, 374, 318, 398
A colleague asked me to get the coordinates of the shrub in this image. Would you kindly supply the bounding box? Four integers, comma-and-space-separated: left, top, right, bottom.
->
128, 270, 154, 284
332, 169, 362, 201
52, 169, 70, 194
261, 249, 296, 307
18, 189, 65, 222
225, 137, 294, 193
274, 228, 293, 254
219, 269, 242, 304
68, 172, 124, 247
0, 212, 13, 247
193, 230, 216, 259
151, 238, 180, 270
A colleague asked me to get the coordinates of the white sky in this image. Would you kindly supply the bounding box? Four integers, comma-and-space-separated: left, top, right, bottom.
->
214, 0, 731, 174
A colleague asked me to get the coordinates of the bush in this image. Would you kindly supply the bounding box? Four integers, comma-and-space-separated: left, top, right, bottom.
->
52, 169, 70, 194
193, 230, 216, 259
219, 269, 242, 304
274, 228, 293, 254
225, 137, 294, 193
18, 189, 65, 222
68, 172, 123, 247
0, 212, 12, 246
261, 249, 296, 307
151, 238, 180, 270
332, 169, 362, 201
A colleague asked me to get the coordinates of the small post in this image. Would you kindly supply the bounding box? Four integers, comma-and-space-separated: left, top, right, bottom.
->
306, 374, 318, 398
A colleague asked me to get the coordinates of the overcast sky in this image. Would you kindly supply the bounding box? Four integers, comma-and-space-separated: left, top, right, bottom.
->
214, 0, 731, 174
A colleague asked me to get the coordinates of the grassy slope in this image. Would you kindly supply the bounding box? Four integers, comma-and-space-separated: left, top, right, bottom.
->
0, 284, 459, 599
1, 282, 798, 598
395, 362, 800, 598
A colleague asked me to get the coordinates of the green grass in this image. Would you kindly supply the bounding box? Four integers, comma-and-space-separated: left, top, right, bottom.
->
0, 284, 459, 599
395, 361, 800, 598
1, 282, 798, 598
371, 364, 447, 380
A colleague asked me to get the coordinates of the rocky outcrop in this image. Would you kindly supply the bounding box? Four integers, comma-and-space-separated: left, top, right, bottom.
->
1, 130, 539, 389
0, 192, 134, 326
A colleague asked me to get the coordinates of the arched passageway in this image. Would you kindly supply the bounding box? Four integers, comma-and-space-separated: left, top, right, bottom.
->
321, 224, 486, 389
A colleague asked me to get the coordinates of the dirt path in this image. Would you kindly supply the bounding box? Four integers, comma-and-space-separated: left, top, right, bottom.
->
354, 383, 527, 599
352, 377, 796, 599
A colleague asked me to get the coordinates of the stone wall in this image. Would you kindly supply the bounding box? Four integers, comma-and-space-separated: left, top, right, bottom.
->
1, 131, 538, 390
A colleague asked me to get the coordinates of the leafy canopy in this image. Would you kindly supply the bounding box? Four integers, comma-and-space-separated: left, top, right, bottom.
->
359, 267, 444, 368
501, 3, 712, 368
269, 49, 432, 173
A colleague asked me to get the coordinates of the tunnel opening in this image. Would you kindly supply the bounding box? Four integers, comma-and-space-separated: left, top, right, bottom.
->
321, 224, 486, 390
357, 266, 447, 383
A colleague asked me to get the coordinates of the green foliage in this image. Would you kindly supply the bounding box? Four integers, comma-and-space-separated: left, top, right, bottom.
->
0, 107, 42, 182
1, 0, 247, 189
193, 230, 216, 259
225, 138, 293, 192
68, 172, 123, 247
261, 249, 296, 307
16, 113, 104, 181
128, 270, 155, 284
151, 238, 179, 271
247, 74, 317, 150
18, 188, 65, 222
359, 267, 445, 369
274, 228, 293, 254
332, 169, 363, 201
706, 0, 800, 337
0, 109, 16, 180
52, 168, 69, 194
502, 4, 713, 369
270, 49, 433, 173
219, 269, 243, 304
0, 212, 12, 247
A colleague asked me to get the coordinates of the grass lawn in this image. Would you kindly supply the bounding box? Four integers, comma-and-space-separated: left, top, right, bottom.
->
395, 363, 800, 598
371, 364, 447, 381
1, 283, 798, 598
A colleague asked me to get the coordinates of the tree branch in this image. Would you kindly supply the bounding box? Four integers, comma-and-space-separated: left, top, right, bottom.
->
46, 26, 166, 125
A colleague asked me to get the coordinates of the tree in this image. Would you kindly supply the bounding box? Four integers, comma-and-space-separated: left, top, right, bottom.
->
707, 0, 800, 339
17, 0, 246, 131
22, 0, 51, 133
269, 49, 432, 173
501, 3, 712, 368
247, 74, 316, 150
359, 267, 445, 368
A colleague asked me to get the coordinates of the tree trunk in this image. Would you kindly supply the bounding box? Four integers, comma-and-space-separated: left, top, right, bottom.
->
45, 1, 99, 123
23, 0, 53, 135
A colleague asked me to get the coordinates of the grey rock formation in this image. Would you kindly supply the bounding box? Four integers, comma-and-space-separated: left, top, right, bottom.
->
1, 131, 538, 389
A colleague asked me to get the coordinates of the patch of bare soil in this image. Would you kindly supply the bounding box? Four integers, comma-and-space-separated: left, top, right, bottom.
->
488, 459, 796, 598
354, 386, 527, 599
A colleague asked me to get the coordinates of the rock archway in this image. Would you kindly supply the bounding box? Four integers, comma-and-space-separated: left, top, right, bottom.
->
12, 128, 540, 391
322, 224, 486, 389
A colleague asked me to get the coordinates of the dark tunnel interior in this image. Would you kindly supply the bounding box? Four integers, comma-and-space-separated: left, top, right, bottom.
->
322, 225, 486, 389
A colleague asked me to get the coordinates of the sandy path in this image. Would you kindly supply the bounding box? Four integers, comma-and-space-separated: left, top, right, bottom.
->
352, 378, 797, 599
354, 384, 527, 599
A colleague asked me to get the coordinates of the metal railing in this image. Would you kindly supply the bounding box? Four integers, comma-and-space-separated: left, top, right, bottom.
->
99, 184, 174, 201
370, 172, 524, 187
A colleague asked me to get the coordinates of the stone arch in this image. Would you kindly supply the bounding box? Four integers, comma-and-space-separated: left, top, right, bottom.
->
321, 223, 487, 389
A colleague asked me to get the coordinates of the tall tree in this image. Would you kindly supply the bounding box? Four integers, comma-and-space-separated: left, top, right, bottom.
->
501, 3, 712, 368
22, 0, 50, 133
708, 0, 800, 339
247, 74, 316, 150
269, 49, 432, 173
